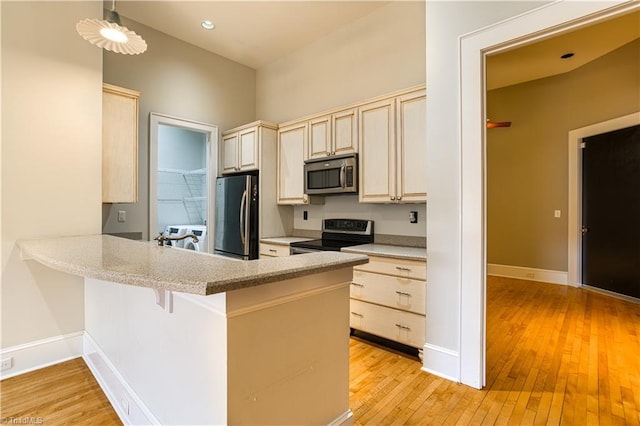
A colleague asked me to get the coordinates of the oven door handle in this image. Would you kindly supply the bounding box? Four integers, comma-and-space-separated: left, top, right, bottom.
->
290, 246, 321, 255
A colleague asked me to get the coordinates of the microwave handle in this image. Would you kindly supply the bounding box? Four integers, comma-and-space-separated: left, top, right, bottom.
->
340, 164, 346, 188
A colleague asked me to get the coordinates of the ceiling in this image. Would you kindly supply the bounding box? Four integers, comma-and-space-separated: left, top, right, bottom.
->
113, 1, 390, 69
113, 2, 639, 88
487, 10, 640, 90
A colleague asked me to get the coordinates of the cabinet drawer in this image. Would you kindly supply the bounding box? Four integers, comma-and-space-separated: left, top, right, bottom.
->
259, 243, 290, 257
349, 300, 425, 349
354, 256, 426, 281
351, 270, 425, 315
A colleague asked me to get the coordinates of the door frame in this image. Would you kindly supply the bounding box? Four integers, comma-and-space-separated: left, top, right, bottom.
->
568, 112, 640, 287
458, 0, 638, 388
149, 113, 218, 252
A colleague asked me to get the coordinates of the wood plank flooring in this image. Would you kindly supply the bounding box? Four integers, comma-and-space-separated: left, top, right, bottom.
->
2, 276, 639, 425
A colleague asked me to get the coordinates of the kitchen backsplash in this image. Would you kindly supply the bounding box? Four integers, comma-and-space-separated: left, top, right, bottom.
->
293, 195, 426, 246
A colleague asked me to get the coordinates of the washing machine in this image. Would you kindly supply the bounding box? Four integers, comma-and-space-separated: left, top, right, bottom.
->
162, 225, 190, 248
184, 225, 207, 252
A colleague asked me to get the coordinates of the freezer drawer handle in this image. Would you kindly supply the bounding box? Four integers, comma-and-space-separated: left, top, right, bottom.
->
395, 324, 411, 331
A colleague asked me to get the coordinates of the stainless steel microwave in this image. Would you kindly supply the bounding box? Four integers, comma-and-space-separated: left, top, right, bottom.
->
304, 154, 358, 195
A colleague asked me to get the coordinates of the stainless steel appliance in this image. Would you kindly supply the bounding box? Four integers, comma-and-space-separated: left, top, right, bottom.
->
214, 173, 259, 260
304, 154, 358, 195
289, 219, 373, 255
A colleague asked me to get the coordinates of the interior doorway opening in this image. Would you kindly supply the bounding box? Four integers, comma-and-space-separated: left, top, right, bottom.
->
149, 113, 218, 253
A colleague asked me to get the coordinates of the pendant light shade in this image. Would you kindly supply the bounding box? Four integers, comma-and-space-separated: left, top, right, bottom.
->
76, 1, 147, 55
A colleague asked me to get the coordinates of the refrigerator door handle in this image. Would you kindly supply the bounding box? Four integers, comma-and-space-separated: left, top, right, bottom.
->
239, 189, 248, 248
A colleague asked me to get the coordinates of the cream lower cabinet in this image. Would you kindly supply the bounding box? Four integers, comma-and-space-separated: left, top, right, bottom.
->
277, 121, 309, 205
349, 256, 426, 355
259, 242, 290, 258
359, 88, 426, 204
102, 83, 140, 203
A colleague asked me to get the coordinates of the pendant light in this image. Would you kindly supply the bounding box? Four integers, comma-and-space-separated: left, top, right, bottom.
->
76, 0, 147, 55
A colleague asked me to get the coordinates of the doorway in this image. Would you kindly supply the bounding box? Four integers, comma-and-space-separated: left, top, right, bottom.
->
149, 113, 218, 253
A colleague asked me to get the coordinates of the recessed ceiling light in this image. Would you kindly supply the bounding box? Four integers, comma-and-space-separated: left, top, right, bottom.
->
201, 20, 215, 30
560, 52, 574, 59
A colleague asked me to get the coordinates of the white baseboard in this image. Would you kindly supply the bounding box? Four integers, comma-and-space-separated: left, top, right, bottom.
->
0, 331, 84, 379
329, 409, 354, 426
421, 343, 459, 383
82, 333, 160, 426
487, 264, 568, 285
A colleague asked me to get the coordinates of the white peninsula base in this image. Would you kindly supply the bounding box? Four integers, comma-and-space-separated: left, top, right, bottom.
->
83, 267, 354, 425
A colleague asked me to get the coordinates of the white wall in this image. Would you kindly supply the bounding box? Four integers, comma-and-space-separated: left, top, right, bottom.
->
1, 2, 103, 349
257, 1, 426, 237
424, 1, 547, 382
102, 16, 256, 240
256, 1, 425, 123
293, 196, 426, 237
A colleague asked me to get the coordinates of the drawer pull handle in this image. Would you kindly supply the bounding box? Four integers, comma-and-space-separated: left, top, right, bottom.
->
395, 324, 411, 331
395, 291, 411, 297
351, 283, 364, 288
269, 249, 277, 253
395, 266, 412, 272
351, 312, 364, 318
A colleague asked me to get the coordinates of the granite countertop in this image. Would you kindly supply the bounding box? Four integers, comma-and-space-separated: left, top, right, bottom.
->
260, 237, 312, 246
341, 244, 427, 261
17, 235, 369, 296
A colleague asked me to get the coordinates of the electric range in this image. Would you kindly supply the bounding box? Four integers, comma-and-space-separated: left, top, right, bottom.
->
289, 219, 374, 255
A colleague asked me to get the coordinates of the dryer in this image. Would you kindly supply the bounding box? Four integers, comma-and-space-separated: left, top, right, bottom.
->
184, 225, 207, 252
162, 225, 190, 248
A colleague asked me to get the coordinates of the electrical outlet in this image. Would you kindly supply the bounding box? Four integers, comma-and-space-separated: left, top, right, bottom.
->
303, 210, 308, 220
117, 210, 126, 223
554, 210, 561, 218
1, 357, 13, 371
409, 211, 418, 223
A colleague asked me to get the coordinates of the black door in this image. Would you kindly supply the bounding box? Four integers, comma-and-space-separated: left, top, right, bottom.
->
582, 124, 640, 298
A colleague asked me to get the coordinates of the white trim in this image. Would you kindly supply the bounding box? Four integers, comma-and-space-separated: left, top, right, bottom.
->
421, 343, 459, 383
567, 112, 640, 286
149, 112, 218, 250
459, 0, 636, 389
328, 409, 354, 426
487, 264, 568, 285
83, 332, 160, 426
0, 331, 83, 379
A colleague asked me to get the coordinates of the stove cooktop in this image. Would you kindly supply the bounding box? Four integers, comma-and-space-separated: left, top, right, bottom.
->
289, 219, 374, 252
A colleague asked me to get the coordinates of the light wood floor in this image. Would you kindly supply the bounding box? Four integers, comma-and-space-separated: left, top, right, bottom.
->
2, 276, 639, 425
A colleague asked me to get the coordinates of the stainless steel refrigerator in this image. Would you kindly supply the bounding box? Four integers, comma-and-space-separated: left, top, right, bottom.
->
214, 173, 259, 260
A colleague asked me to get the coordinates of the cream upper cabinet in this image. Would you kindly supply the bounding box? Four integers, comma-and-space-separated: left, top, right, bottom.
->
308, 108, 358, 160
277, 121, 309, 205
359, 88, 426, 204
396, 89, 426, 203
102, 83, 140, 204
358, 98, 396, 203
221, 126, 259, 174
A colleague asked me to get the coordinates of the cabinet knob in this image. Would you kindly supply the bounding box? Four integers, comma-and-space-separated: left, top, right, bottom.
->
390, 196, 396, 201
397, 196, 402, 201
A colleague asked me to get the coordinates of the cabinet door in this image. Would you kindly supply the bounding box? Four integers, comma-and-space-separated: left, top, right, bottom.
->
221, 132, 239, 174
358, 99, 396, 203
102, 84, 139, 203
333, 108, 358, 156
238, 126, 259, 171
308, 116, 331, 160
396, 90, 426, 202
277, 122, 308, 205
